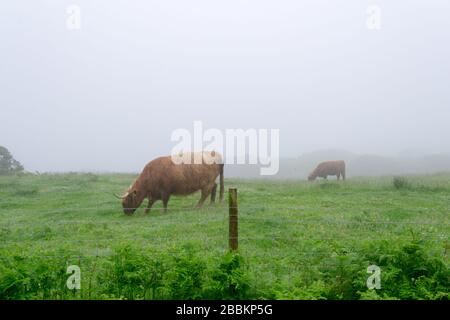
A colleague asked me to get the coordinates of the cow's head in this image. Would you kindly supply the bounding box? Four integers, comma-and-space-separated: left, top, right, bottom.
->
307, 172, 316, 181
114, 189, 142, 215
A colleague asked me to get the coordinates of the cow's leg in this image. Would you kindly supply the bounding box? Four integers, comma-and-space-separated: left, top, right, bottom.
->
337, 173, 340, 181
196, 188, 211, 208
162, 193, 170, 213
144, 198, 155, 214
342, 171, 346, 181
210, 183, 217, 204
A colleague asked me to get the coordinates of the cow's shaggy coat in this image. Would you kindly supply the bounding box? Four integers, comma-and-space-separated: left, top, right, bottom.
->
308, 160, 346, 181
117, 152, 224, 215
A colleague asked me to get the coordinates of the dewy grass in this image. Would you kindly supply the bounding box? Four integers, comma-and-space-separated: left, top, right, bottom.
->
0, 173, 448, 299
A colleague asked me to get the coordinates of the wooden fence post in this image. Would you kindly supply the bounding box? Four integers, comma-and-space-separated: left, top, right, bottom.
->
228, 188, 238, 251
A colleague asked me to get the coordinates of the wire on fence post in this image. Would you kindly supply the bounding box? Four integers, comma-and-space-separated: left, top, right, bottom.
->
228, 188, 238, 251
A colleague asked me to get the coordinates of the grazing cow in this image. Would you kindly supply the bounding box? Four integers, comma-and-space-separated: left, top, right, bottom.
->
115, 151, 224, 215
308, 160, 346, 181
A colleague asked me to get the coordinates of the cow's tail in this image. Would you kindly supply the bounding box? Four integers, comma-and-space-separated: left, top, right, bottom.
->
219, 163, 224, 202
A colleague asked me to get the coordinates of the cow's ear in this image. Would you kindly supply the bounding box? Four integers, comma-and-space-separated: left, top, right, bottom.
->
132, 190, 138, 196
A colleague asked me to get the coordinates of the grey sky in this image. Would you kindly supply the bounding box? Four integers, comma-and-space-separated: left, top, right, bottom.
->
1, 1, 450, 172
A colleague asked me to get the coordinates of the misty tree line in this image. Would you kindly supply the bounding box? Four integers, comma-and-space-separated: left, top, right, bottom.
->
0, 146, 24, 175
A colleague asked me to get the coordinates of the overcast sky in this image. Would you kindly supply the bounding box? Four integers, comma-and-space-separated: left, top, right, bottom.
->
1, 1, 450, 172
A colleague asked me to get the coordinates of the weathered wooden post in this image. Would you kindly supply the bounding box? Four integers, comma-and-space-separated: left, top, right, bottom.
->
228, 188, 238, 251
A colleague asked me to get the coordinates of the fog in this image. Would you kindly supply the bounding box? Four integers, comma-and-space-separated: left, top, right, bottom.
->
1, 1, 450, 173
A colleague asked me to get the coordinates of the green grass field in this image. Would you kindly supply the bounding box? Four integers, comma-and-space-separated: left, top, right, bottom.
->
0, 173, 449, 300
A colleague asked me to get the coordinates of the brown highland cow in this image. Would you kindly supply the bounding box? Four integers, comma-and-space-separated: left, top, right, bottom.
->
308, 160, 346, 181
115, 151, 224, 215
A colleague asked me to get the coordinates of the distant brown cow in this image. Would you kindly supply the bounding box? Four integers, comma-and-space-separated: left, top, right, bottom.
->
308, 160, 346, 181
115, 151, 224, 215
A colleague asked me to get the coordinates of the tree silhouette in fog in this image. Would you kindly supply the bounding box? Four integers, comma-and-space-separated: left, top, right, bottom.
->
0, 146, 24, 175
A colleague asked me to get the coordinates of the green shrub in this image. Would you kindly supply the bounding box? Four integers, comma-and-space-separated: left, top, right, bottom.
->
0, 251, 76, 300
97, 245, 252, 300
271, 279, 328, 300
1, 241, 447, 300
322, 254, 364, 299
99, 245, 169, 300
370, 241, 449, 299
205, 252, 250, 299
393, 176, 409, 190
354, 240, 449, 300
165, 246, 207, 299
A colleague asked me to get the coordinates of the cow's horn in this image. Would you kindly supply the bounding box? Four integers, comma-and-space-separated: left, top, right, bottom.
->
113, 193, 127, 199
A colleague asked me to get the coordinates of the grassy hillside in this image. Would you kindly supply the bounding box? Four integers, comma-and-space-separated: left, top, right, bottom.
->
0, 173, 448, 299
